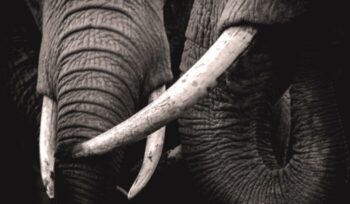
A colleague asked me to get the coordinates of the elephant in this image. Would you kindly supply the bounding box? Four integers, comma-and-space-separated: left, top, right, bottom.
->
1, 0, 349, 204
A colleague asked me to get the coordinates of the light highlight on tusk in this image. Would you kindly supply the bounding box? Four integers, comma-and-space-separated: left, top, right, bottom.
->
128, 86, 166, 199
39, 96, 57, 199
72, 26, 257, 158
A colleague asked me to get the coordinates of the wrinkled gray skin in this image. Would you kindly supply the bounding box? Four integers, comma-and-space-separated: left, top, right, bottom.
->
178, 0, 349, 204
2, 0, 349, 204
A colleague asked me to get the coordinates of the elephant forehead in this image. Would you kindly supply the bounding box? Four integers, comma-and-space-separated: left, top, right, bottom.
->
37, 0, 172, 98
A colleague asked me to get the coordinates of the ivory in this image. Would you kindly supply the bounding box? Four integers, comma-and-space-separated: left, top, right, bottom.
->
39, 96, 57, 199
128, 86, 166, 199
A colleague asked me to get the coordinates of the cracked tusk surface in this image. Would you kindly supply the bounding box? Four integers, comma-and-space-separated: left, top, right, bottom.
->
39, 96, 57, 199
72, 27, 257, 158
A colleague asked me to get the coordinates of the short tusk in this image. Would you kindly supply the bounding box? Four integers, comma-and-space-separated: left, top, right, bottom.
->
166, 145, 183, 164
39, 96, 57, 199
128, 86, 166, 199
72, 26, 257, 158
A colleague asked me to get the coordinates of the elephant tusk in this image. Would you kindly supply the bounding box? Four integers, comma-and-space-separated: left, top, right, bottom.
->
166, 145, 183, 163
39, 96, 57, 199
72, 26, 257, 158
128, 86, 166, 199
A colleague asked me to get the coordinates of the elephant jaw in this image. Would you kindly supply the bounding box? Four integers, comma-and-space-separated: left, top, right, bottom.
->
72, 26, 257, 157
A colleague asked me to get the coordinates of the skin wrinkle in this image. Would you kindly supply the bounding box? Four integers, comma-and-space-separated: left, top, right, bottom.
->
59, 86, 132, 115
58, 51, 142, 86
58, 87, 129, 111
58, 105, 120, 126
57, 100, 125, 124
57, 68, 136, 96
57, 10, 144, 66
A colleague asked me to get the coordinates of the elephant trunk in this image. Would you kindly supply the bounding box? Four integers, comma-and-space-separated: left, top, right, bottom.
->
178, 28, 349, 203
54, 27, 136, 203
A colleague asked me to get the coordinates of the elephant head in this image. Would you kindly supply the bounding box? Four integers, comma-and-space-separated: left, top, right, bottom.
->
37, 0, 173, 203
73, 0, 349, 203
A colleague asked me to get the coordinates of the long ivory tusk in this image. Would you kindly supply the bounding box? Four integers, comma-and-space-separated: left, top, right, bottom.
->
128, 86, 166, 199
72, 26, 257, 158
39, 96, 57, 199
128, 86, 165, 199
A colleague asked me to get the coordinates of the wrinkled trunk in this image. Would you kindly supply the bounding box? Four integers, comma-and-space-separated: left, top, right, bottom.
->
52, 10, 137, 204
54, 53, 132, 203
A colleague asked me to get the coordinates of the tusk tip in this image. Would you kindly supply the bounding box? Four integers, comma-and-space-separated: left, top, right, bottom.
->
43, 178, 55, 199
71, 143, 85, 158
127, 186, 139, 200
54, 143, 85, 159
47, 189, 54, 199
128, 178, 146, 200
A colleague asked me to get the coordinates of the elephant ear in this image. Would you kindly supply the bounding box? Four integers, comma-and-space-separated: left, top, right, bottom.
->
24, 0, 42, 29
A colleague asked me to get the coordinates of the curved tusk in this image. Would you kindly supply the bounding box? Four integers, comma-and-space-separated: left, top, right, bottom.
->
72, 26, 257, 158
39, 96, 57, 199
128, 86, 166, 199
